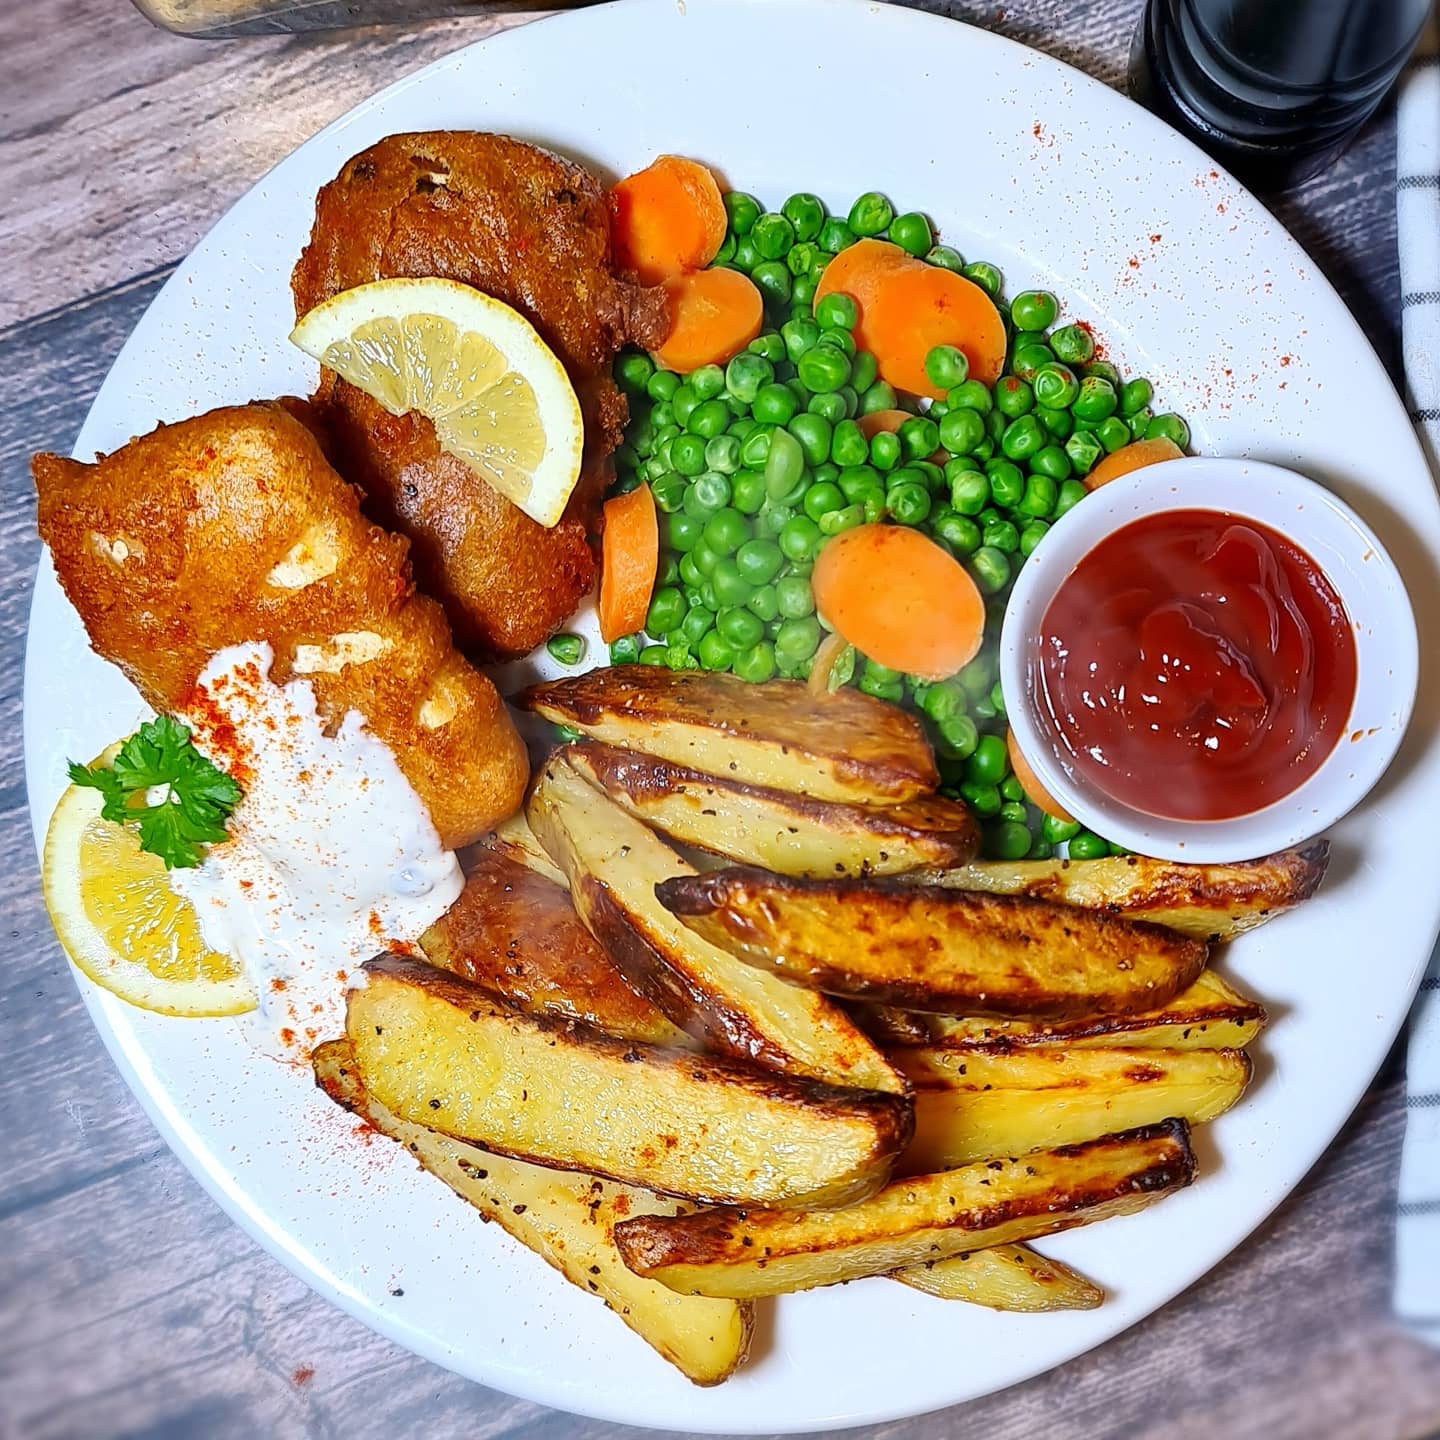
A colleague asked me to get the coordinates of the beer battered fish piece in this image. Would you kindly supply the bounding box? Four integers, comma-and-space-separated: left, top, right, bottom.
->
33, 402, 526, 850
293, 131, 671, 659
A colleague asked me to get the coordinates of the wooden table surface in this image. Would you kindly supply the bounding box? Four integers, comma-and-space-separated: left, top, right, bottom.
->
3, 2, 1439, 1437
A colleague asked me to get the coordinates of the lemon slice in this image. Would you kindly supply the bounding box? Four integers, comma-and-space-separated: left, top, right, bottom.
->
42, 769, 256, 1017
290, 277, 585, 528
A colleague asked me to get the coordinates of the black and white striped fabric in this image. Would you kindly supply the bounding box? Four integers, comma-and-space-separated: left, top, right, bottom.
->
1397, 20, 1440, 1346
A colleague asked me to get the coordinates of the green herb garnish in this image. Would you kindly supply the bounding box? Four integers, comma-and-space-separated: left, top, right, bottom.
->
68, 715, 243, 870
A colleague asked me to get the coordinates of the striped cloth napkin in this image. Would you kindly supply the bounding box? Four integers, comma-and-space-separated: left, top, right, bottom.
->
1395, 22, 1440, 1346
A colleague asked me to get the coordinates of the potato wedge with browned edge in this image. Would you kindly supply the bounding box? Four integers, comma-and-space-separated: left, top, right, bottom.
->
656, 866, 1209, 1019
313, 1040, 752, 1385
482, 810, 567, 886
922, 843, 1329, 942
893, 1244, 1103, 1311
420, 844, 689, 1047
348, 955, 912, 1209
613, 1121, 1195, 1298
877, 970, 1267, 1053
527, 754, 905, 1094
567, 742, 977, 878
893, 1044, 1251, 1172
518, 665, 938, 804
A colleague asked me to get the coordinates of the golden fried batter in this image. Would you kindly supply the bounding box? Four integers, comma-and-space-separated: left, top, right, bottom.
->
33, 402, 526, 849
293, 132, 670, 658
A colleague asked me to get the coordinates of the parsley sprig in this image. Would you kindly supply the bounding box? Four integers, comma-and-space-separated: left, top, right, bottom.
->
68, 715, 244, 870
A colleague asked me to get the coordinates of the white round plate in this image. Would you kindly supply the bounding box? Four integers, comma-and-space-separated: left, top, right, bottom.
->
23, 0, 1440, 1431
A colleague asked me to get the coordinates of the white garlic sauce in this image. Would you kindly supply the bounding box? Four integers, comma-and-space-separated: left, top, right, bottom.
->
169, 641, 462, 1056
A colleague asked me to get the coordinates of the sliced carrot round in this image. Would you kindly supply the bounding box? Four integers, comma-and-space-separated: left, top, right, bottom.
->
598, 484, 658, 643
1083, 436, 1186, 491
1006, 729, 1075, 824
813, 239, 918, 356
865, 265, 1007, 398
812, 525, 985, 682
609, 155, 727, 284
652, 268, 764, 373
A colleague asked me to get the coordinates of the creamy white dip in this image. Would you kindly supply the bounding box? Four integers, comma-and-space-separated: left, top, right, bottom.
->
170, 641, 462, 1055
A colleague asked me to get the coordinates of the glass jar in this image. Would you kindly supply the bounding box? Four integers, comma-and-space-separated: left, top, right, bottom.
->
131, 0, 587, 39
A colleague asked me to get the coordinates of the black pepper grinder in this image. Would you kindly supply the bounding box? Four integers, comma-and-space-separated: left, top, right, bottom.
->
1129, 0, 1432, 191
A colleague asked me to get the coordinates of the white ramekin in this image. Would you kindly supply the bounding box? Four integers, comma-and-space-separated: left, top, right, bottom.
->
999, 457, 1419, 862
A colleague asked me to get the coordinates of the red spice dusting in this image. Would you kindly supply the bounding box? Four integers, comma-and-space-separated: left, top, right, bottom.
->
1149, 233, 1162, 244
612, 1193, 631, 1217
1280, 355, 1292, 367
279, 1027, 297, 1047
1073, 320, 1104, 361
304, 1026, 319, 1042
270, 977, 288, 994
298, 769, 313, 784
336, 969, 349, 984
1216, 201, 1227, 214
238, 878, 254, 891
352, 1119, 379, 1146
367, 911, 385, 940
292, 1367, 314, 1387
1127, 257, 1140, 270
1032, 122, 1042, 139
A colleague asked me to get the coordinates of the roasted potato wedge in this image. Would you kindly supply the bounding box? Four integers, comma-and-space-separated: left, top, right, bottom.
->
613, 1121, 1196, 1298
348, 956, 912, 1209
519, 666, 938, 804
894, 1044, 1251, 1172
893, 1244, 1103, 1312
657, 866, 1209, 1020
567, 742, 977, 878
924, 843, 1329, 942
482, 810, 567, 886
420, 845, 689, 1047
881, 970, 1267, 1053
313, 1040, 752, 1385
527, 754, 905, 1094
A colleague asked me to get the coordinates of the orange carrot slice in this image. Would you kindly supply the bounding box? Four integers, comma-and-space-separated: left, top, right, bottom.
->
857, 408, 944, 462
1006, 728, 1075, 824
813, 239, 917, 355
598, 484, 658, 643
865, 265, 1007, 398
652, 268, 764, 372
1083, 436, 1186, 491
609, 155, 727, 284
812, 524, 985, 682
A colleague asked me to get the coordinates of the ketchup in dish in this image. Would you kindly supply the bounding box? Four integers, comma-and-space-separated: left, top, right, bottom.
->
1036, 509, 1357, 822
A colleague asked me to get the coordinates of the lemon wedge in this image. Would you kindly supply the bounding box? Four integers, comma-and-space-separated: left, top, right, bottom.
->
42, 766, 256, 1017
290, 277, 585, 528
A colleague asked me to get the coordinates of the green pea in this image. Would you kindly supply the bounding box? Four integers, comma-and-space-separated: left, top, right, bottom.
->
808, 391, 848, 424
994, 377, 1034, 418
965, 733, 1008, 785
818, 217, 857, 254
916, 344, 967, 393
934, 510, 980, 555
983, 516, 1020, 552
1126, 407, 1154, 440
617, 351, 654, 393
949, 468, 991, 515
1034, 406, 1071, 442
752, 212, 795, 261
802, 480, 845, 521
681, 604, 715, 644
666, 643, 701, 671
1019, 519, 1050, 557
813, 460, 840, 486
752, 261, 792, 307
642, 580, 688, 635
677, 553, 704, 590
668, 510, 705, 553
772, 574, 812, 619
712, 231, 738, 267
848, 191, 894, 237
1068, 830, 1111, 860
691, 541, 721, 577
920, 680, 966, 723
709, 557, 752, 608
672, 383, 702, 427
1012, 342, 1055, 381
859, 673, 905, 702
1146, 412, 1190, 449
1054, 477, 1089, 519
714, 606, 763, 650
959, 779, 1003, 815
883, 481, 927, 526
763, 427, 805, 499
897, 416, 939, 460
731, 468, 767, 514
782, 192, 827, 242
1048, 323, 1094, 366
860, 381, 899, 415
725, 191, 761, 235
732, 639, 777, 684
745, 584, 779, 623
703, 507, 748, 555
1096, 416, 1132, 453
646, 368, 680, 403
724, 351, 771, 405
1031, 444, 1073, 482
849, 351, 878, 394
782, 413, 828, 468
868, 430, 901, 471
1018, 472, 1059, 517
545, 631, 586, 667
698, 433, 736, 475
754, 337, 789, 367
786, 241, 820, 278
823, 418, 864, 469
1010, 289, 1058, 332
692, 470, 733, 512
638, 645, 667, 666
926, 243, 965, 272
935, 383, 986, 420
888, 210, 933, 258
769, 614, 819, 666
1072, 376, 1118, 422
1120, 377, 1154, 416
1042, 813, 1082, 843
1001, 414, 1046, 461
971, 545, 1011, 593
911, 458, 945, 492
982, 459, 1022, 508
819, 327, 857, 359
1031, 362, 1079, 410
688, 363, 725, 400
777, 318, 818, 365
696, 629, 736, 671
939, 715, 980, 760
1058, 430, 1100, 478
609, 633, 643, 665
1083, 359, 1122, 386
961, 260, 1002, 297
685, 398, 729, 440
835, 464, 880, 502
778, 514, 822, 562
656, 553, 681, 589
798, 344, 851, 394
986, 820, 1033, 860
933, 406, 981, 457
733, 537, 783, 586
815, 292, 859, 332
819, 503, 865, 536
650, 473, 687, 514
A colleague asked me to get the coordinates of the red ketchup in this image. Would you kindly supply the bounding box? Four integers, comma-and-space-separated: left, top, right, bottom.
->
1036, 509, 1357, 822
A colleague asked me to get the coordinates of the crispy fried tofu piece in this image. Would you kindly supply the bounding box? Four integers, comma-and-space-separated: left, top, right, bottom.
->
33, 401, 526, 849
293, 132, 670, 658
